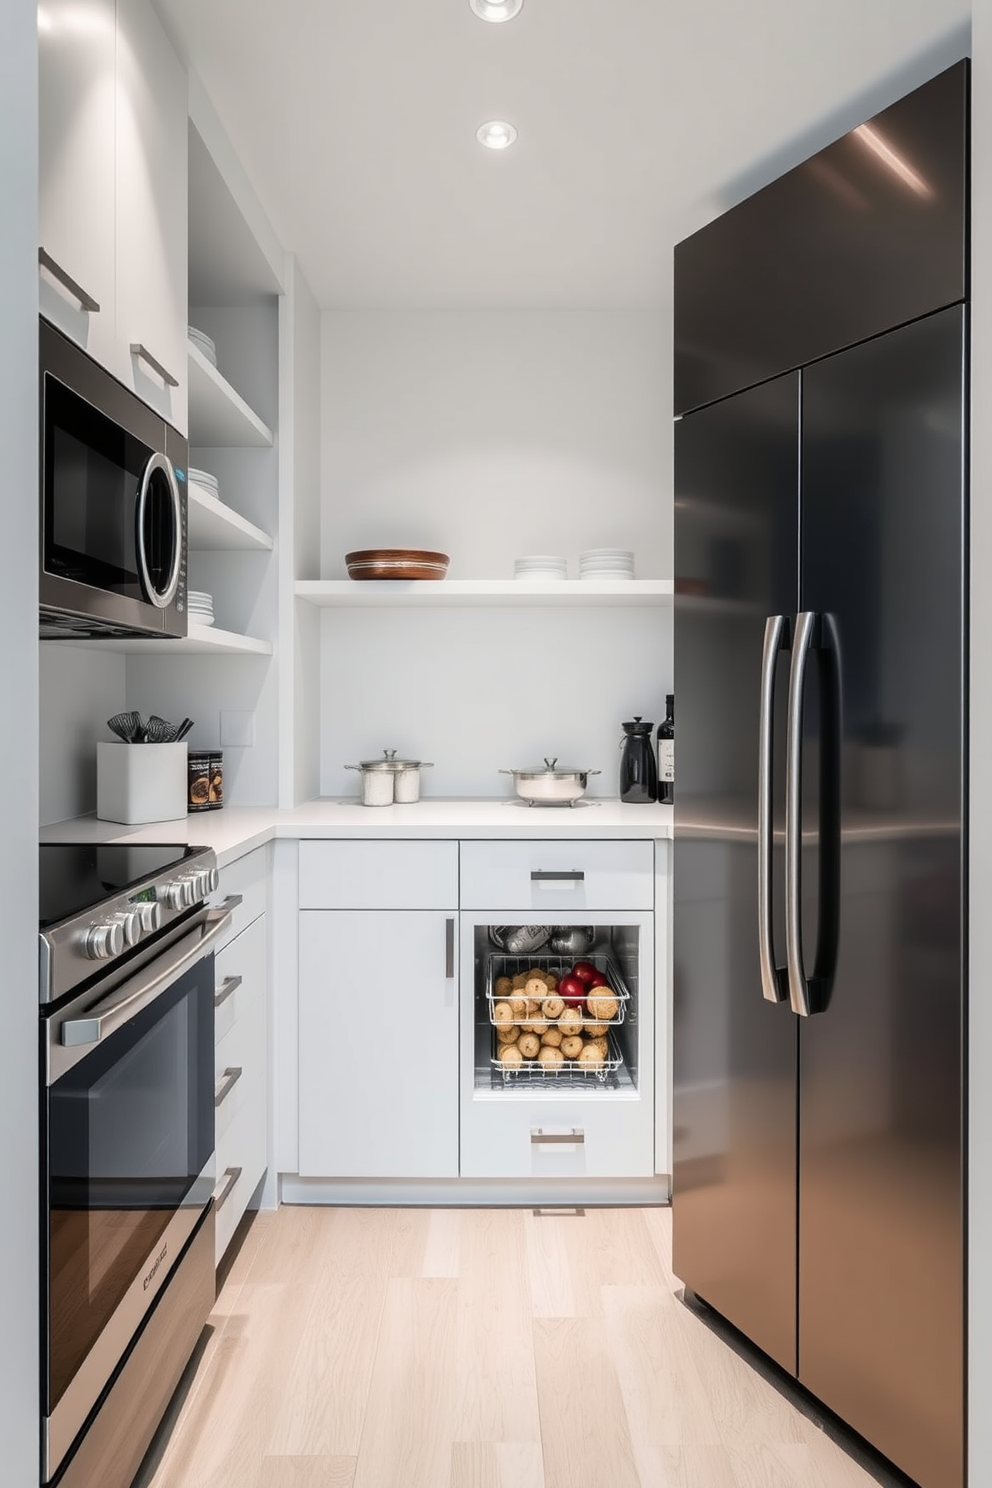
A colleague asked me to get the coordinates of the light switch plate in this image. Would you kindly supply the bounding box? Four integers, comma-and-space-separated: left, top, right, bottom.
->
220, 710, 255, 747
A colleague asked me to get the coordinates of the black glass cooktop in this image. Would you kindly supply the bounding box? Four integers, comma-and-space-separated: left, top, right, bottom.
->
39, 843, 202, 929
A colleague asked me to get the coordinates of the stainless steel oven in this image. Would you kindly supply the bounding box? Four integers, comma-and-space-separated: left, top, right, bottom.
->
39, 317, 188, 639
39, 844, 236, 1488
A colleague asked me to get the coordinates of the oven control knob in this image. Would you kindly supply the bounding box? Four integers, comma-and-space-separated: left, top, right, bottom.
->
114, 909, 142, 947
136, 902, 163, 933
194, 870, 215, 901
206, 867, 220, 893
166, 878, 193, 910
85, 921, 125, 959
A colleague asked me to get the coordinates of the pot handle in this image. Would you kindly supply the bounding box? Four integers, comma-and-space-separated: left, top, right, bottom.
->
344, 764, 360, 771
498, 769, 514, 775
419, 762, 434, 769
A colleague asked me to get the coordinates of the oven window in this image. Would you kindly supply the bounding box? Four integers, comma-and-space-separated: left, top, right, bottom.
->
44, 375, 151, 597
45, 957, 213, 1414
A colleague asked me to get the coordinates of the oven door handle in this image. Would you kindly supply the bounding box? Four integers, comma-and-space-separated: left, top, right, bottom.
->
61, 897, 241, 1048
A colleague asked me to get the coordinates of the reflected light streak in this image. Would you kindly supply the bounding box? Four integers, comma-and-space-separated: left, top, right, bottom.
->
853, 123, 932, 199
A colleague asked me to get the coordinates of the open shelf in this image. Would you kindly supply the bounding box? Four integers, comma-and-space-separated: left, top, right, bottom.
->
187, 340, 273, 447
188, 483, 273, 552
54, 623, 273, 656
295, 578, 674, 609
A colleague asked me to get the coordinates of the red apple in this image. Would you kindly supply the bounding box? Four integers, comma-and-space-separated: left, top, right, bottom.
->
558, 974, 586, 1007
571, 960, 599, 986
585, 972, 608, 989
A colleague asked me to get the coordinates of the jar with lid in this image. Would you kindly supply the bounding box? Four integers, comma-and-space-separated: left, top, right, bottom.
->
619, 717, 658, 804
344, 749, 434, 806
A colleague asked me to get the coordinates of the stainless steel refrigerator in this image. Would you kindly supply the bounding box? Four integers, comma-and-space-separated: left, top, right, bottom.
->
672, 62, 968, 1488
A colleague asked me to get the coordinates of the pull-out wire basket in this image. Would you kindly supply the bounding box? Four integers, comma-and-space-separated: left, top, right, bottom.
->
485, 952, 630, 1084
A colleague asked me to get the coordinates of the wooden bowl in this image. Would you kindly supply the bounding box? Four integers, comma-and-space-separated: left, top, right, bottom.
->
345, 549, 450, 581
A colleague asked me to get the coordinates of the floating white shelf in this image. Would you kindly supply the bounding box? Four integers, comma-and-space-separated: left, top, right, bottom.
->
295, 578, 674, 608
188, 483, 273, 552
187, 341, 273, 448
54, 623, 273, 656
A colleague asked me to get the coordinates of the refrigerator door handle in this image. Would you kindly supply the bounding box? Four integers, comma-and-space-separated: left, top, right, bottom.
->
785, 611, 842, 1018
758, 614, 790, 1003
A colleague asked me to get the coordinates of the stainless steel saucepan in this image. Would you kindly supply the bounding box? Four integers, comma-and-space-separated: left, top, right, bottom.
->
499, 758, 600, 807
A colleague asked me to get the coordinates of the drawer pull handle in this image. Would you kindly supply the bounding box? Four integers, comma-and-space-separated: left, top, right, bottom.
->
215, 1066, 243, 1107
445, 917, 455, 979
38, 247, 100, 312
212, 1166, 242, 1209
531, 870, 584, 883
530, 1127, 585, 1145
130, 342, 180, 387
214, 974, 243, 1009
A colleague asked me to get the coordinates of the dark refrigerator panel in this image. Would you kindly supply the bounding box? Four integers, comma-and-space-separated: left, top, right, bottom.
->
798, 306, 965, 1488
672, 373, 800, 1372
674, 61, 967, 416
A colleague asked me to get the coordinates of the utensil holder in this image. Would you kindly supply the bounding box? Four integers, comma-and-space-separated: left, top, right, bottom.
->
97, 742, 188, 824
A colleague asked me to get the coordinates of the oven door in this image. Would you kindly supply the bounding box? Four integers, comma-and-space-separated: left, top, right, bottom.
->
39, 320, 188, 639
41, 903, 233, 1482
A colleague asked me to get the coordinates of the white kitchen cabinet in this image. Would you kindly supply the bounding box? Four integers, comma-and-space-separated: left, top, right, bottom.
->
38, 0, 117, 375
115, 0, 188, 430
298, 908, 459, 1179
38, 0, 188, 432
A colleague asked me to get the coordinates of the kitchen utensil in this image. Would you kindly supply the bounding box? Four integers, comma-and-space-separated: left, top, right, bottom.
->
548, 925, 597, 956
499, 758, 601, 806
344, 749, 435, 806
489, 925, 553, 954
143, 715, 176, 743
174, 717, 195, 742
345, 549, 449, 581
619, 717, 658, 803
107, 711, 143, 742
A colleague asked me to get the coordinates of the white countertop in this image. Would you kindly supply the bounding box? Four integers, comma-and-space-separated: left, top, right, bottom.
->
40, 797, 674, 867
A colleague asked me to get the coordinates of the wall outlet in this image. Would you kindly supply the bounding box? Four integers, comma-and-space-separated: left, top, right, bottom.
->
220, 710, 255, 748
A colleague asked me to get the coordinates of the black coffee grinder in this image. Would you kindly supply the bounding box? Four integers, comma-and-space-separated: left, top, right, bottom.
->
619, 716, 658, 803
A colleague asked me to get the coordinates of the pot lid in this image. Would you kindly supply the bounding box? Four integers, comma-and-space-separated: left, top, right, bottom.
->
507, 757, 596, 778
355, 749, 433, 771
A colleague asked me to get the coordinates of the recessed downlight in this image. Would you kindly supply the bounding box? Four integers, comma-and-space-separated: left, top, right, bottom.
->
477, 120, 518, 151
469, 0, 524, 21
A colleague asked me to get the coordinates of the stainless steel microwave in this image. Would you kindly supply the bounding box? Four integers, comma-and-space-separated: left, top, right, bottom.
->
39, 319, 188, 639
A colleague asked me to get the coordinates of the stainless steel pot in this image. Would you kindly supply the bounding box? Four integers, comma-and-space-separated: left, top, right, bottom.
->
345, 749, 434, 806
499, 758, 600, 807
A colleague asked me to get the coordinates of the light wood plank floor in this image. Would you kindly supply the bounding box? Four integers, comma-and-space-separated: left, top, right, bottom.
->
135, 1206, 899, 1488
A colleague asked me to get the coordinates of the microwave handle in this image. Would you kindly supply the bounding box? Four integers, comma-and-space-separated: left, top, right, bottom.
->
61, 898, 239, 1049
135, 451, 183, 611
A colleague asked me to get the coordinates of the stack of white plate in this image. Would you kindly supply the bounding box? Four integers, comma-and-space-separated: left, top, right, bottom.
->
513, 555, 568, 581
579, 548, 635, 580
188, 467, 220, 502
187, 325, 218, 368
187, 590, 215, 627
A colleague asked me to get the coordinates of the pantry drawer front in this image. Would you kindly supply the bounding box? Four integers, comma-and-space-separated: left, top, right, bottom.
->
298, 840, 458, 910
460, 1095, 654, 1179
214, 914, 266, 1045
211, 846, 268, 950
214, 1075, 267, 1264
459, 840, 654, 912
215, 978, 266, 1145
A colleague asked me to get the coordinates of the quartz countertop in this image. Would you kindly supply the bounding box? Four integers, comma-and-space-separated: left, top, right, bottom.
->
40, 797, 674, 868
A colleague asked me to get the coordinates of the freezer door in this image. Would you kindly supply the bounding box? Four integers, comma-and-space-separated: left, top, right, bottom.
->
672, 372, 800, 1373
798, 306, 965, 1488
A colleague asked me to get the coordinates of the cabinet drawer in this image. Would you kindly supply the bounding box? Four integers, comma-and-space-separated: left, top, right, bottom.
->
459, 840, 654, 912
460, 1093, 654, 1179
211, 847, 268, 950
214, 914, 266, 1045
299, 840, 458, 910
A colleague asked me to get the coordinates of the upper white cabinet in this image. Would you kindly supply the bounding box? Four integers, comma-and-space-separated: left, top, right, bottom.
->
38, 0, 188, 433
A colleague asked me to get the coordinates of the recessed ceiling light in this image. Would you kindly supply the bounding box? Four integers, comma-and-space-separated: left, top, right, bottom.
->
476, 120, 518, 150
469, 0, 524, 22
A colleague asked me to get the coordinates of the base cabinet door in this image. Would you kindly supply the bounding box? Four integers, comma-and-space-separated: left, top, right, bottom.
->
298, 910, 458, 1179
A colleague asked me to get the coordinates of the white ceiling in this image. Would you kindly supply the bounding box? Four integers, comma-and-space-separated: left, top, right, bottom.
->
156, 0, 970, 311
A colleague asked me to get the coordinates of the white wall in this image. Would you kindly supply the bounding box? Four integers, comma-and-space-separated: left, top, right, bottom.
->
1, 1, 40, 1480
321, 310, 672, 581
970, 9, 990, 1483
39, 646, 126, 825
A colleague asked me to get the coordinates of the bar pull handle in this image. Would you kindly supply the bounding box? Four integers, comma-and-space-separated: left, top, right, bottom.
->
531, 870, 584, 883
214, 974, 242, 1009
130, 342, 180, 387
38, 247, 100, 312
531, 1127, 585, 1145
758, 614, 789, 1003
445, 918, 455, 978
214, 1066, 243, 1108
785, 612, 841, 1018
212, 1166, 242, 1210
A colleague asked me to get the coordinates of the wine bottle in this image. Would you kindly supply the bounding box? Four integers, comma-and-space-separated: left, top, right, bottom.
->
657, 695, 674, 804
